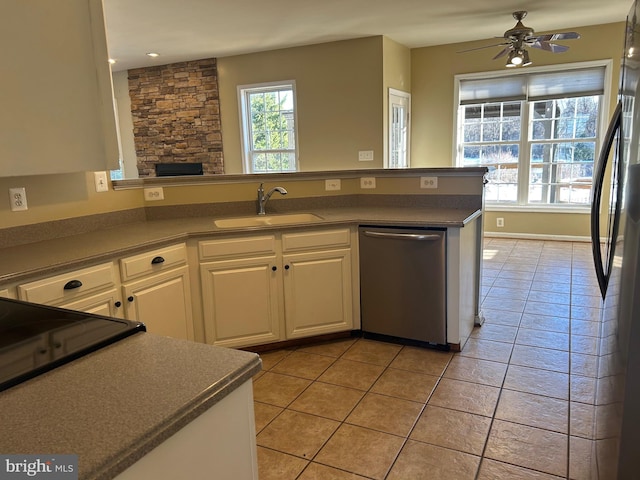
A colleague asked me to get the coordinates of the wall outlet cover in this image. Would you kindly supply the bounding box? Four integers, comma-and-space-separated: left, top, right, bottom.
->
9, 187, 28, 212
420, 177, 438, 189
144, 187, 165, 201
358, 150, 374, 162
325, 179, 341, 191
360, 177, 376, 189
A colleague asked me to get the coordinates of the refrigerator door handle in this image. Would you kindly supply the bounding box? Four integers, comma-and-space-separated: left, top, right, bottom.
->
591, 100, 622, 298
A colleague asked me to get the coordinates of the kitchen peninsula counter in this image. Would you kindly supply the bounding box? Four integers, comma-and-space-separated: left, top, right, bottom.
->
0, 205, 481, 284
0, 332, 262, 479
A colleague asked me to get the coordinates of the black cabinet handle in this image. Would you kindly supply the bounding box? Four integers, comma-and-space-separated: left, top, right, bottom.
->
63, 280, 83, 290
127, 296, 134, 302
284, 265, 290, 270
272, 266, 277, 271
151, 256, 165, 265
114, 301, 122, 308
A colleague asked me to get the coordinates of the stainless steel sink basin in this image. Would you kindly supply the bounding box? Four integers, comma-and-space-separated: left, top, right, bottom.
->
214, 213, 323, 229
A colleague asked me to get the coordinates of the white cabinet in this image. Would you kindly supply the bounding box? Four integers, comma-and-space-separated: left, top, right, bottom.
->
114, 380, 258, 480
0, 288, 14, 299
120, 244, 194, 341
281, 230, 353, 339
1, 0, 119, 176
199, 228, 354, 348
13, 245, 194, 342
59, 288, 123, 318
199, 235, 282, 348
17, 262, 123, 317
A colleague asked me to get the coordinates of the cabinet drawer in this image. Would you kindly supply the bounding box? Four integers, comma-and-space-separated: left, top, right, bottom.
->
282, 228, 350, 252
120, 243, 187, 282
18, 263, 116, 305
199, 235, 276, 260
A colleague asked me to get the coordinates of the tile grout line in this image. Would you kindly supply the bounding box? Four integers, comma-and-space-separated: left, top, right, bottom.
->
474, 240, 534, 480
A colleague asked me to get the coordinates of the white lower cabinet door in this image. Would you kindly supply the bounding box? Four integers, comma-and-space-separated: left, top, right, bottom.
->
122, 266, 194, 341
58, 288, 124, 319
283, 248, 353, 338
200, 256, 282, 348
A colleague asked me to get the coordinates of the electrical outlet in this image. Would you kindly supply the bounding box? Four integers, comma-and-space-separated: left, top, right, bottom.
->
420, 177, 438, 189
144, 187, 165, 201
360, 177, 376, 189
358, 150, 374, 162
325, 179, 341, 191
9, 187, 28, 212
94, 171, 109, 193
497, 217, 505, 227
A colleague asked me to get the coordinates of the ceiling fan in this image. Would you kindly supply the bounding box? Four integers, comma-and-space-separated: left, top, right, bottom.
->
460, 11, 581, 67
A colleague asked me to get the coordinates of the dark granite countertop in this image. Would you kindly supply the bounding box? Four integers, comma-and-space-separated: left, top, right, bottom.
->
0, 205, 481, 284
0, 332, 261, 479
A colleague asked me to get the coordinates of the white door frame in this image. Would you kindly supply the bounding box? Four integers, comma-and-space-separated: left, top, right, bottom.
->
387, 88, 411, 169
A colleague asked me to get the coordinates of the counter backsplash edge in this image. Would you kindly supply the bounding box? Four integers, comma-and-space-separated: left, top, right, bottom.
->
0, 194, 482, 249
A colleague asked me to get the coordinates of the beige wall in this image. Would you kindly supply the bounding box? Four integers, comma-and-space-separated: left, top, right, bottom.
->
1, 23, 627, 240
218, 36, 385, 174
382, 37, 412, 167
0, 173, 143, 229
411, 21, 625, 238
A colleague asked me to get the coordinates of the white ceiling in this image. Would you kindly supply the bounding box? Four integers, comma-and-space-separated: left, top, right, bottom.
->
103, 0, 631, 71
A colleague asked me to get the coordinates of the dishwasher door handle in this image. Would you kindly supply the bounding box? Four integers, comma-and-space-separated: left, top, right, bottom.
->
362, 231, 442, 241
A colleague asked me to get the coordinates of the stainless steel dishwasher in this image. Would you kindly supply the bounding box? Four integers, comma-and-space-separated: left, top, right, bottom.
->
359, 226, 447, 346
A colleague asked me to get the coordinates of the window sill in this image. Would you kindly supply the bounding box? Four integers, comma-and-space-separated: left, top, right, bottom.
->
484, 204, 591, 214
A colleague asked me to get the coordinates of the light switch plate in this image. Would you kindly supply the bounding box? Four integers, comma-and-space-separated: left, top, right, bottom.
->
94, 171, 109, 193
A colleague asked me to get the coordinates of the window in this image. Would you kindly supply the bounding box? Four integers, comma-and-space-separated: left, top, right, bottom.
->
238, 82, 297, 173
456, 63, 608, 207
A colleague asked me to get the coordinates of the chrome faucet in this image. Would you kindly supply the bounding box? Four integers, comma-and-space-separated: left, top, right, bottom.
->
257, 183, 288, 215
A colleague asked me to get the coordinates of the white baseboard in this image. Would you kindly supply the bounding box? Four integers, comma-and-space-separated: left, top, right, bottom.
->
483, 231, 591, 243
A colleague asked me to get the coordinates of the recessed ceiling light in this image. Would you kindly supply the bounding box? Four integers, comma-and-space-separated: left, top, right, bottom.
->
108, 58, 116, 64
146, 52, 160, 58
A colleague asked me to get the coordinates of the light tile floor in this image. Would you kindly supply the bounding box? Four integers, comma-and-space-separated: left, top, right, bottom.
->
250, 239, 600, 479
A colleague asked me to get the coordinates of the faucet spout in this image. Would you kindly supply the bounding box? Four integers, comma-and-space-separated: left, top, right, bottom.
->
257, 183, 288, 215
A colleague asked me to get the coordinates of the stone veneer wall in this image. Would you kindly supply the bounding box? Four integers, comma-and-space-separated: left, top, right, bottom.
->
128, 58, 224, 177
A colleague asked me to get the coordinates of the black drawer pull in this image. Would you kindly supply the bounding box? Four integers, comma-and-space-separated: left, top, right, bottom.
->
63, 280, 83, 290
114, 301, 122, 308
151, 256, 165, 265
272, 266, 277, 271
127, 296, 134, 302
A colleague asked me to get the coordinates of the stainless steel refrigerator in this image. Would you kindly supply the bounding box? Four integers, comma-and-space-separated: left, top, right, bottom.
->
591, 1, 640, 477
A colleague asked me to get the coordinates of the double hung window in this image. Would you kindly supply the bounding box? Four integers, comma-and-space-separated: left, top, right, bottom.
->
456, 63, 609, 207
238, 82, 297, 173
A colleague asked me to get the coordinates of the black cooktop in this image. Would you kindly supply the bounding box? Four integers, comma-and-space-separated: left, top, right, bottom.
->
0, 297, 145, 392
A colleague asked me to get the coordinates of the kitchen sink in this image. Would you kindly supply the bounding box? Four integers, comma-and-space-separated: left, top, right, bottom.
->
214, 213, 324, 229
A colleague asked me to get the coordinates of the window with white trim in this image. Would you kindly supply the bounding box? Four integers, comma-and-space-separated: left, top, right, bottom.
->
455, 64, 608, 207
238, 82, 297, 173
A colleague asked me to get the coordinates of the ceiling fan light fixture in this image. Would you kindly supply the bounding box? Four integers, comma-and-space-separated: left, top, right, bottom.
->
511, 50, 524, 65
505, 49, 532, 68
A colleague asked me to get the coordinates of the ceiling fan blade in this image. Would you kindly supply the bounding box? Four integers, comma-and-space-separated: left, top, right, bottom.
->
492, 47, 512, 60
457, 42, 510, 54
529, 41, 570, 53
532, 32, 581, 42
